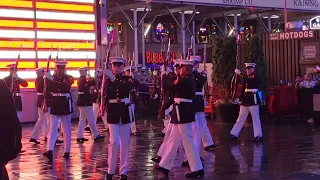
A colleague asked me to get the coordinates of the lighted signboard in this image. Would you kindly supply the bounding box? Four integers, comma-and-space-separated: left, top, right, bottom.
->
269, 30, 314, 41
0, 0, 97, 88
310, 16, 320, 30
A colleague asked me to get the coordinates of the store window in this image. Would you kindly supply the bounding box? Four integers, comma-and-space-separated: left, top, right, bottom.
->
197, 24, 218, 43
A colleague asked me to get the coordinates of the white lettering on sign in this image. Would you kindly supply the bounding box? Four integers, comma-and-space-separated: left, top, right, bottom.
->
310, 16, 320, 30
269, 30, 314, 41
294, 0, 319, 7
221, 0, 253, 5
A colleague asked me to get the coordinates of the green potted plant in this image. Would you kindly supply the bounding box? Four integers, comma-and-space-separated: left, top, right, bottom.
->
212, 36, 239, 122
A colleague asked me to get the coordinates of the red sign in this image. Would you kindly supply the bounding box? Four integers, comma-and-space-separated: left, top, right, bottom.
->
269, 30, 314, 41
146, 51, 176, 64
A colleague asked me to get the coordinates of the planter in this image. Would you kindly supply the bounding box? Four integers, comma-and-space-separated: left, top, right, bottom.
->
215, 103, 239, 123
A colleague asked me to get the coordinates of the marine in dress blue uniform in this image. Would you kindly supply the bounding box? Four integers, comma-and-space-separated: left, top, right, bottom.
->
230, 63, 263, 142
76, 67, 105, 142
30, 67, 51, 144
104, 57, 134, 180
3, 64, 28, 121
43, 60, 74, 161
156, 60, 204, 178
152, 60, 180, 163
190, 56, 217, 151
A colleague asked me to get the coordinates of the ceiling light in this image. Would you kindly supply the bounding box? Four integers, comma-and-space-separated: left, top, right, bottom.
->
131, 8, 151, 12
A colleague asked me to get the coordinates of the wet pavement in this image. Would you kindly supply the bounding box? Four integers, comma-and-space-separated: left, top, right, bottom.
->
7, 117, 320, 180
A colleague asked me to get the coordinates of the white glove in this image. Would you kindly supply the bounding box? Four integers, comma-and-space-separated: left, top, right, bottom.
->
166, 67, 173, 74
153, 94, 158, 99
202, 71, 208, 75
104, 69, 116, 81
153, 71, 157, 76
233, 98, 240, 104
204, 100, 209, 106
317, 66, 320, 71
43, 72, 53, 80
234, 69, 241, 75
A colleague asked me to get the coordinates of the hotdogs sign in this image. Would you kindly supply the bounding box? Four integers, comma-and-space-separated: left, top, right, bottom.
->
269, 30, 314, 41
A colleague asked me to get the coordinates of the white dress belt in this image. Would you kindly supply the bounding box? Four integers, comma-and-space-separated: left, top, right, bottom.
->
108, 98, 133, 123
174, 98, 193, 103
109, 98, 130, 104
51, 93, 71, 97
245, 89, 258, 104
37, 93, 43, 96
14, 93, 22, 96
174, 98, 193, 122
245, 89, 258, 93
78, 92, 85, 95
195, 92, 203, 96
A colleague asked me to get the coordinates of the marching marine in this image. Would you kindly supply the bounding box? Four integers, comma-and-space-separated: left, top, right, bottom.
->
43, 60, 74, 161
76, 67, 105, 142
155, 60, 204, 178
4, 64, 28, 121
103, 57, 134, 180
230, 63, 263, 142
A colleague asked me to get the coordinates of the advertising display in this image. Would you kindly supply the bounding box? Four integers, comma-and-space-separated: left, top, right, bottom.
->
0, 0, 96, 88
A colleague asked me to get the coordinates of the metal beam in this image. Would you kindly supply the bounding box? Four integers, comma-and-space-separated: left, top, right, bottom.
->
116, 3, 133, 26
167, 6, 182, 30
108, 2, 146, 13
221, 11, 233, 30
147, 6, 194, 18
256, 13, 268, 33
196, 9, 249, 20
138, 10, 149, 27
211, 18, 225, 37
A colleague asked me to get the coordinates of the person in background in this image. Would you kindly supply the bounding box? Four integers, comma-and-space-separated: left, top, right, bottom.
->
300, 73, 315, 89
3, 64, 28, 121
295, 74, 302, 88
0, 79, 22, 180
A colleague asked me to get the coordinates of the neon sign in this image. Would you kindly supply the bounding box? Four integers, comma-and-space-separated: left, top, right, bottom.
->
310, 16, 320, 30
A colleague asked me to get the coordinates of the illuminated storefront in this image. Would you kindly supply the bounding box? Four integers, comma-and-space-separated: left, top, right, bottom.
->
0, 0, 97, 88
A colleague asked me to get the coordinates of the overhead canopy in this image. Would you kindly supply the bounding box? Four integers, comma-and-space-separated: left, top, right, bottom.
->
135, 0, 320, 12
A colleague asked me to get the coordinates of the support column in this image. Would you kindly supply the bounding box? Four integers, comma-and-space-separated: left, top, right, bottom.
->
141, 19, 145, 66
133, 9, 138, 65
192, 21, 196, 56
268, 16, 272, 32
234, 15, 238, 35
181, 11, 186, 59
224, 21, 228, 37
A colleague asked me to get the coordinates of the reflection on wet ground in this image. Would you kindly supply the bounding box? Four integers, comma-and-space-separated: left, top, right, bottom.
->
7, 118, 320, 180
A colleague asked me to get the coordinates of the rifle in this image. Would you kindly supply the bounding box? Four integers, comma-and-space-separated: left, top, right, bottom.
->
130, 52, 134, 77
231, 36, 244, 102
203, 43, 209, 102
99, 29, 115, 116
42, 44, 54, 113
87, 54, 90, 77
10, 45, 22, 93
164, 38, 171, 69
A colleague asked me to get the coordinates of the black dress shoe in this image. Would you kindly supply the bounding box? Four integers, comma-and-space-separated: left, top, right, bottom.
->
119, 175, 127, 180
63, 152, 70, 159
76, 138, 89, 142
204, 144, 218, 151
155, 164, 169, 176
182, 157, 204, 167
29, 138, 40, 144
181, 160, 189, 167
43, 150, 53, 161
251, 136, 263, 142
151, 156, 161, 163
84, 127, 91, 132
94, 135, 105, 142
105, 174, 113, 180
230, 135, 238, 140
56, 139, 64, 144
185, 169, 204, 178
